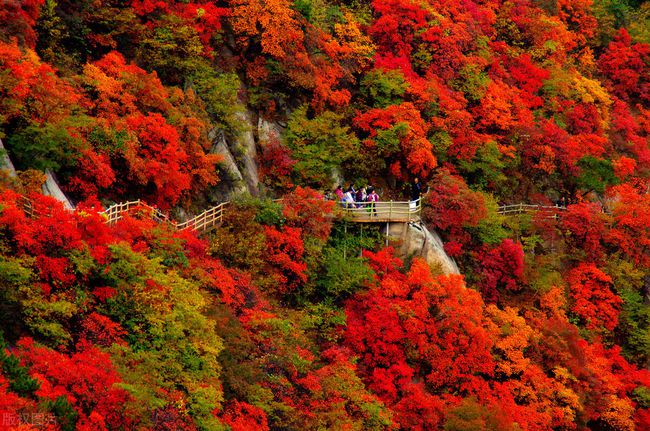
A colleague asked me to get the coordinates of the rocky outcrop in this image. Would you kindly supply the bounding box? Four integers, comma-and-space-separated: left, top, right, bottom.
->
42, 169, 74, 210
258, 116, 284, 144
232, 110, 260, 196
206, 108, 261, 199
209, 131, 249, 201
386, 221, 459, 275
208, 108, 289, 200
0, 138, 17, 177
1, 141, 74, 210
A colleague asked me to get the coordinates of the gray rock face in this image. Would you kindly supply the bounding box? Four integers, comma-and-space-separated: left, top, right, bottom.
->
232, 110, 260, 196
386, 221, 460, 275
210, 132, 249, 201
257, 116, 283, 145
2, 140, 74, 211
42, 169, 74, 210
208, 109, 288, 199
0, 138, 17, 177
207, 106, 264, 199
330, 167, 344, 191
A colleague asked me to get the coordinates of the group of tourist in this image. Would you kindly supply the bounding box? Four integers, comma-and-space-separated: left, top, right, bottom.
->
334, 184, 379, 209
328, 178, 424, 211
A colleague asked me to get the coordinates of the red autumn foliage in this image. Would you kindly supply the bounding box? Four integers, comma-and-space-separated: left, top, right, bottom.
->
0, 191, 83, 256
567, 263, 622, 332
259, 137, 296, 191
81, 52, 221, 208
560, 202, 608, 262
1, 0, 650, 429
16, 338, 135, 429
281, 187, 334, 242
345, 250, 495, 427
131, 1, 228, 55
599, 29, 650, 104
606, 184, 650, 267
0, 41, 81, 125
220, 401, 270, 431
80, 313, 127, 348
354, 102, 437, 180
422, 168, 487, 248
0, 0, 44, 48
124, 113, 192, 208
476, 239, 526, 303
263, 225, 308, 293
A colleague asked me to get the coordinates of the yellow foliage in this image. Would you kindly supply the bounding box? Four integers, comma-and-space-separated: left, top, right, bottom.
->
17, 169, 46, 194
485, 305, 537, 377
333, 12, 375, 69
230, 0, 304, 59
570, 71, 612, 106
601, 395, 635, 431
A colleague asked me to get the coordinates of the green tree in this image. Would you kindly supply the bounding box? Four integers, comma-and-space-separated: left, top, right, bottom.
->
7, 121, 84, 171
0, 331, 40, 396
99, 244, 225, 430
360, 69, 409, 108
576, 156, 618, 194
285, 106, 359, 188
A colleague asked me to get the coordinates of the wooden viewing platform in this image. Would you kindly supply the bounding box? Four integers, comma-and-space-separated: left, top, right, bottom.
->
338, 200, 422, 223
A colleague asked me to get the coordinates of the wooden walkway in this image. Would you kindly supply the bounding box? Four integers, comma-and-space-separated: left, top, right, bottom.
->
100, 198, 421, 233
497, 204, 569, 220
497, 203, 567, 215
16, 192, 569, 236
338, 200, 422, 223
102, 200, 230, 233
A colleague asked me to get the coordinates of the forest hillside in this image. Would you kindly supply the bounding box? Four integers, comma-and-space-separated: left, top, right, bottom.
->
0, 1, 649, 430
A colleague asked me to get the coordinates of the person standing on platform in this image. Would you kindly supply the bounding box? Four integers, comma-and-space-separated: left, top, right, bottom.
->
367, 187, 379, 216
410, 178, 421, 211
335, 185, 344, 201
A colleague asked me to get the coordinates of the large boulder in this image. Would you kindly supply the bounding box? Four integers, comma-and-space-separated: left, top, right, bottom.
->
386, 221, 459, 275
42, 169, 74, 210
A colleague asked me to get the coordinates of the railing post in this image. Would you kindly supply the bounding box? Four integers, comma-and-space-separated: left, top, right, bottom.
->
389, 200, 393, 220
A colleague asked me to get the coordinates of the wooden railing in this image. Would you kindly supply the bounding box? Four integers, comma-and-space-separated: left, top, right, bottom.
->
19, 195, 34, 218
339, 198, 422, 223
102, 200, 169, 225
175, 202, 229, 232
101, 200, 228, 233
20, 195, 579, 236
497, 203, 566, 218
100, 197, 416, 234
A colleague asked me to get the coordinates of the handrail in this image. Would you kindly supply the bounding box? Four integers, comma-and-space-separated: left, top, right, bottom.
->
10, 193, 583, 235
100, 201, 230, 233
12, 194, 421, 235
497, 204, 567, 215
338, 198, 422, 222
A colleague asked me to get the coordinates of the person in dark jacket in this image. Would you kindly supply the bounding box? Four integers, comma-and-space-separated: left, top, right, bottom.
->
410, 178, 422, 202
356, 187, 367, 208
